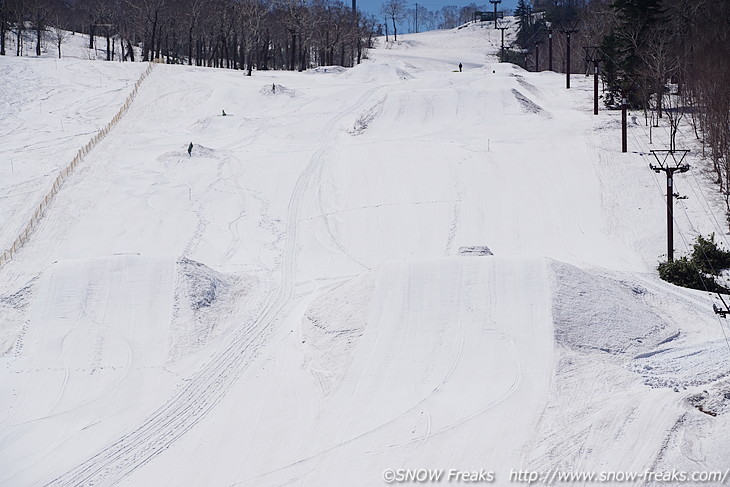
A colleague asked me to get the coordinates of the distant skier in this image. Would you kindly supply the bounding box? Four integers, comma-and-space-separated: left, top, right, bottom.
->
459, 63, 463, 72
272, 83, 276, 93
222, 109, 227, 116
187, 142, 193, 157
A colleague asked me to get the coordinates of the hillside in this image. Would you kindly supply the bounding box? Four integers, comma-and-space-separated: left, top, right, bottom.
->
1, 23, 730, 487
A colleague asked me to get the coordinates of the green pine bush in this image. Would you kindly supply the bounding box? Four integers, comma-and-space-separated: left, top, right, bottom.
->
690, 233, 730, 275
658, 235, 730, 293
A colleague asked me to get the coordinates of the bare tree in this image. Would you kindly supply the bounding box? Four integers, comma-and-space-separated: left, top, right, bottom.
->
8, 0, 25, 56
0, 0, 8, 55
439, 5, 459, 30
381, 0, 405, 42
637, 25, 680, 119
51, 25, 68, 57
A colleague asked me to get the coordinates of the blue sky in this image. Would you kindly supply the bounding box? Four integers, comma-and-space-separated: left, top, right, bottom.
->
356, 0, 520, 25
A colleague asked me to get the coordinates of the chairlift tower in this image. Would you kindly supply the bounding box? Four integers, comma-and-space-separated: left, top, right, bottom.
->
497, 19, 509, 63
489, 0, 502, 29
649, 150, 690, 263
583, 46, 604, 115
558, 19, 580, 89
534, 39, 543, 71
546, 23, 553, 71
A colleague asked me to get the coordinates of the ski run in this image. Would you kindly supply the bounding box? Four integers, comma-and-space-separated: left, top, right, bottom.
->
1, 21, 730, 487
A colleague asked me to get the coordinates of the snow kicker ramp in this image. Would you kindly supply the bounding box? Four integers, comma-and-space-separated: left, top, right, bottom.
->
0, 255, 554, 487
0, 256, 177, 485
169, 256, 555, 487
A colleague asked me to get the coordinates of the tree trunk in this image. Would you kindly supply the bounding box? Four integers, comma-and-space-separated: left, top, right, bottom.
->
16, 25, 22, 56
247, 45, 253, 75
89, 23, 95, 49
223, 34, 229, 68
298, 37, 303, 71
148, 10, 158, 61
188, 26, 194, 65
36, 23, 42, 56
154, 24, 163, 60
233, 32, 238, 69
127, 40, 135, 62
0, 16, 5, 55
262, 31, 270, 70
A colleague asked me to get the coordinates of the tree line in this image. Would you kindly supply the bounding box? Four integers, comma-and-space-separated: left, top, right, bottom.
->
378, 0, 510, 41
511, 0, 729, 225
0, 0, 379, 71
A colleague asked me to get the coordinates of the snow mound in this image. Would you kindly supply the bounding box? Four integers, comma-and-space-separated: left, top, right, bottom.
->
629, 340, 730, 389
180, 257, 228, 310
344, 62, 413, 83
308, 66, 347, 74
458, 246, 493, 256
260, 83, 296, 97
301, 272, 376, 395
686, 381, 730, 416
550, 261, 673, 355
511, 89, 551, 118
348, 98, 385, 135
512, 73, 543, 97
169, 258, 256, 359
1, 255, 175, 381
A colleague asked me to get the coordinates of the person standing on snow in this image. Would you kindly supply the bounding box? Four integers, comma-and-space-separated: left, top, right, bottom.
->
459, 63, 463, 72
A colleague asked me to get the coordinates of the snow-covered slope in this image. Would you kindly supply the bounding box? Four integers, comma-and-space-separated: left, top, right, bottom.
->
1, 24, 730, 487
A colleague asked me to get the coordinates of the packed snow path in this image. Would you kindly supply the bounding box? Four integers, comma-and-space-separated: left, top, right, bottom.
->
1, 25, 730, 487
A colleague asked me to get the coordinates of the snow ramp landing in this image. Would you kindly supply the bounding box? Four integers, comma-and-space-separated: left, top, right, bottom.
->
0, 256, 178, 484
197, 256, 554, 487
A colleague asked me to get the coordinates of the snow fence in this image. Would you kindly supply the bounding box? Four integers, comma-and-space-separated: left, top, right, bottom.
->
0, 62, 155, 269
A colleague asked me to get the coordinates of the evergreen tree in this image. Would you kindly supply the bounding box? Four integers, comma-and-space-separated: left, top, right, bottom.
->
514, 0, 531, 48
601, 0, 667, 107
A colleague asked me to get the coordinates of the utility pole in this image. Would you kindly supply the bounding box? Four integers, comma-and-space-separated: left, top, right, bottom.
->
584, 46, 603, 115
497, 20, 509, 62
548, 24, 553, 71
415, 2, 418, 33
618, 75, 638, 153
352, 0, 359, 64
558, 20, 580, 89
649, 150, 690, 263
489, 0, 502, 29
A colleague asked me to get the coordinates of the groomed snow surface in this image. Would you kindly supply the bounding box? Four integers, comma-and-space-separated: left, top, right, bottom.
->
2, 24, 730, 487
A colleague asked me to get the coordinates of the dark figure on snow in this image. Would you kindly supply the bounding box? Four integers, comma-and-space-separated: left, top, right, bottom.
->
459, 63, 462, 72
188, 142, 193, 157
222, 109, 226, 116
272, 83, 276, 93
